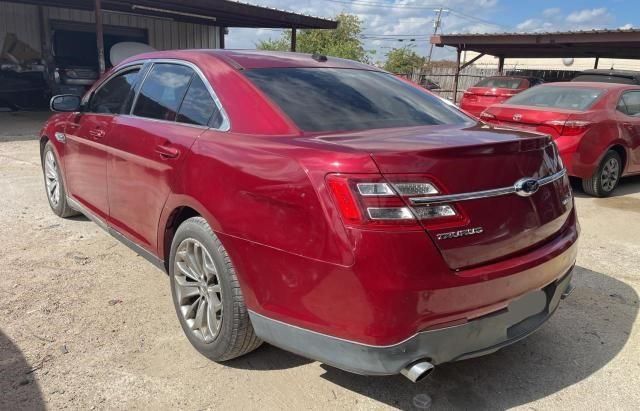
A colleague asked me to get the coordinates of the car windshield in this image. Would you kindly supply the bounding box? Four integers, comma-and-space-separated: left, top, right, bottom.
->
243, 68, 474, 133
475, 77, 525, 89
505, 86, 603, 110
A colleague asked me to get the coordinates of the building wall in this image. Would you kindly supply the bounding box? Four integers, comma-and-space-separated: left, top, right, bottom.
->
464, 51, 640, 71
0, 1, 219, 57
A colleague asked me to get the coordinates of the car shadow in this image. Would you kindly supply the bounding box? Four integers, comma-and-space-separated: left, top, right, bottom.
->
0, 329, 46, 410
317, 266, 638, 409
223, 342, 313, 371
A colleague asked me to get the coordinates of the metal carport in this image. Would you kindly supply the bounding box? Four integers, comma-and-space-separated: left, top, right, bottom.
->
15, 0, 338, 73
431, 29, 640, 102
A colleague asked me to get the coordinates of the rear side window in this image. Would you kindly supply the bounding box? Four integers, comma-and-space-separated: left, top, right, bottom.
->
475, 77, 525, 89
89, 69, 139, 114
133, 63, 192, 121
244, 68, 473, 132
618, 91, 640, 116
506, 86, 603, 110
572, 74, 637, 85
176, 75, 221, 127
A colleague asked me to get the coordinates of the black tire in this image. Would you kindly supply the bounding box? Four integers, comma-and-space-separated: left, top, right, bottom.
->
41, 141, 78, 218
169, 216, 262, 361
581, 150, 622, 198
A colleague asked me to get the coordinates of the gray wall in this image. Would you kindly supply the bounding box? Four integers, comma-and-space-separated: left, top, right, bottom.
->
0, 1, 219, 57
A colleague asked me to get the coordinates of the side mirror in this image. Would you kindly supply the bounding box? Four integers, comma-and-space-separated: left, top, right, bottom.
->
50, 94, 81, 112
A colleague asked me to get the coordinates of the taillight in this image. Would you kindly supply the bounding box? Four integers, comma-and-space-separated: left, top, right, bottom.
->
543, 119, 592, 136
326, 174, 462, 230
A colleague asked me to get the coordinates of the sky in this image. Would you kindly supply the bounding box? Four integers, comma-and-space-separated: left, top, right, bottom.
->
225, 0, 639, 62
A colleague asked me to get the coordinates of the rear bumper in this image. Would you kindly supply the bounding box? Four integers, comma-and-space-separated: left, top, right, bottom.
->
250, 268, 574, 376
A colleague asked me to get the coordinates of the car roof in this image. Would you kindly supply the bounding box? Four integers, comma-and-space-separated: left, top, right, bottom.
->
121, 49, 378, 71
540, 81, 638, 90
577, 69, 640, 79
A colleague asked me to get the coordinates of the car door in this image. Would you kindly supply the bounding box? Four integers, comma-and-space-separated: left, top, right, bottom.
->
107, 61, 226, 254
63, 66, 141, 221
616, 90, 640, 173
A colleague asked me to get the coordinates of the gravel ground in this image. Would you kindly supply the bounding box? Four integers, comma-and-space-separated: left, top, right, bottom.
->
1, 112, 639, 410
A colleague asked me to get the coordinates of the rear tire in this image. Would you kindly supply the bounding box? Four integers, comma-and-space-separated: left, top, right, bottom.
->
41, 141, 78, 218
581, 150, 622, 197
169, 217, 262, 361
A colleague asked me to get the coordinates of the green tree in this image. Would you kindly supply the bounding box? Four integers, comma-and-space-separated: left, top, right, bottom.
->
383, 46, 426, 74
257, 13, 372, 63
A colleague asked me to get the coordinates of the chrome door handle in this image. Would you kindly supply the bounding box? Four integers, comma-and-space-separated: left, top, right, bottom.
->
155, 144, 180, 159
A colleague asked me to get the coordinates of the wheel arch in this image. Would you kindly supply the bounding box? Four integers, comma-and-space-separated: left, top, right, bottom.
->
608, 144, 628, 174
159, 201, 219, 273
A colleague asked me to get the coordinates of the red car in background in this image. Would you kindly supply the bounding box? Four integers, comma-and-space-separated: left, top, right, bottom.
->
481, 82, 640, 197
460, 76, 544, 117
41, 50, 577, 382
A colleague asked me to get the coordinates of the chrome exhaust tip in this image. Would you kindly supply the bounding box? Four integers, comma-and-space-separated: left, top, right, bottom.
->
400, 360, 435, 383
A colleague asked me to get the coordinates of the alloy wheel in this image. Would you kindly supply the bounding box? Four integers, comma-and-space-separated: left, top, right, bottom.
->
173, 238, 223, 343
601, 157, 620, 192
44, 151, 60, 207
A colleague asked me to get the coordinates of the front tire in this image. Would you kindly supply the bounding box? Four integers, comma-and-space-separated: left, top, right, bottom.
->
41, 141, 78, 217
169, 217, 262, 361
581, 150, 622, 197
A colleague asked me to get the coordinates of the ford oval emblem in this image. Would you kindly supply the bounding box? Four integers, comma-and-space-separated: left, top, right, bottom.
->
513, 113, 523, 121
514, 178, 540, 197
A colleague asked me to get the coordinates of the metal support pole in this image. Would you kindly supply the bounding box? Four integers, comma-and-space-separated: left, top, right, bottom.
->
95, 0, 105, 74
38, 6, 55, 92
453, 47, 461, 104
219, 26, 225, 49
594, 56, 599, 69
290, 28, 297, 52
498, 56, 505, 75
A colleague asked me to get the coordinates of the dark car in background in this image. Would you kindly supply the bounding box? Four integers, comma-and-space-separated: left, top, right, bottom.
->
572, 69, 640, 85
460, 76, 543, 117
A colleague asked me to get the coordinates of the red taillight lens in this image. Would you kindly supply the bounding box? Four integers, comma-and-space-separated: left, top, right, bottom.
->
543, 119, 592, 136
326, 174, 462, 230
326, 176, 362, 223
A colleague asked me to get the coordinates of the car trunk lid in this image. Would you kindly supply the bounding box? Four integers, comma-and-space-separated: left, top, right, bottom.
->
313, 124, 573, 270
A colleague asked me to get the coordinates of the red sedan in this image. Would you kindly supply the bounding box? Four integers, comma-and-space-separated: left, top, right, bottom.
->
481, 82, 640, 196
41, 50, 577, 382
460, 76, 543, 117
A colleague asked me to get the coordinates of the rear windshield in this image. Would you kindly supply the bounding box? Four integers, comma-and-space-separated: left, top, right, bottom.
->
505, 86, 603, 110
243, 68, 474, 132
475, 77, 525, 89
572, 74, 637, 85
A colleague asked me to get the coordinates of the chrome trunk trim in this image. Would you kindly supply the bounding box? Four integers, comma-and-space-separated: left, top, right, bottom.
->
409, 169, 567, 205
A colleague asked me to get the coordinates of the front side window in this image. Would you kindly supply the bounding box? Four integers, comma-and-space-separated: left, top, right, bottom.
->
177, 75, 221, 127
619, 91, 640, 116
133, 63, 193, 121
506, 86, 603, 111
89, 68, 139, 114
243, 68, 473, 133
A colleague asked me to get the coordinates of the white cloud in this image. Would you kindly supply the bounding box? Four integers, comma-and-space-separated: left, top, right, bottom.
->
566, 8, 612, 25
515, 7, 617, 33
542, 8, 561, 18
619, 23, 633, 30
225, 0, 505, 62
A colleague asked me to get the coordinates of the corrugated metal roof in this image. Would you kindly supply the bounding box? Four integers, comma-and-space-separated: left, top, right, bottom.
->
432, 29, 640, 59
443, 28, 640, 37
